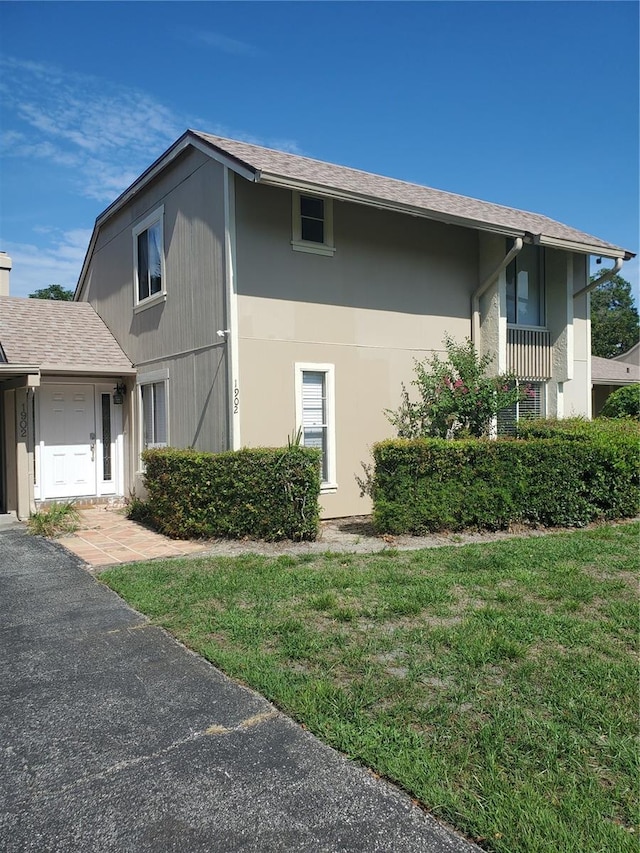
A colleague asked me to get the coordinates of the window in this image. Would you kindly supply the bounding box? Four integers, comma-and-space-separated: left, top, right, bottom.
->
133, 207, 165, 308
295, 363, 336, 489
101, 393, 112, 481
140, 381, 167, 448
506, 243, 544, 327
497, 381, 545, 435
291, 192, 335, 256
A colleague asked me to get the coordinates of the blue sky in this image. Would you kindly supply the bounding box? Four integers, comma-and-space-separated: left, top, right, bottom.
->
1, 1, 638, 300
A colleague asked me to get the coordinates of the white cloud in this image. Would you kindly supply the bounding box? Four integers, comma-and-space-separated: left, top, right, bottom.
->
0, 55, 304, 295
4, 229, 93, 298
0, 55, 304, 203
187, 29, 261, 57
1, 56, 182, 202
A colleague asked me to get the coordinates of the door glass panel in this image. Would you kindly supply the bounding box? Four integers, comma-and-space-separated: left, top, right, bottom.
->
101, 393, 112, 481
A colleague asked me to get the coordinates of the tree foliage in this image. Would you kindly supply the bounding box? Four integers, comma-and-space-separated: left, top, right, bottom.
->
29, 284, 74, 301
600, 384, 640, 420
590, 274, 639, 358
386, 336, 527, 439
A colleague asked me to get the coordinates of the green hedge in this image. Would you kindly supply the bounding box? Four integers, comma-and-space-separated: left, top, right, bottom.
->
140, 446, 321, 541
372, 424, 639, 534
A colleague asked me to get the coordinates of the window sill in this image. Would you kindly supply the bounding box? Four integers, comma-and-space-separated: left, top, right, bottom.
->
320, 483, 338, 494
134, 292, 167, 313
291, 240, 335, 257
507, 323, 548, 332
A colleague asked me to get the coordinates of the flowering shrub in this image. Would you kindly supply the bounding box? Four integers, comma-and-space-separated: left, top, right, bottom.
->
387, 336, 526, 438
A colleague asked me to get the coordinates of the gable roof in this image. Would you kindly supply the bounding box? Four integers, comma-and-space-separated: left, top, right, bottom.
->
77, 129, 634, 297
0, 296, 133, 374
613, 341, 640, 366
192, 131, 634, 260
591, 354, 640, 385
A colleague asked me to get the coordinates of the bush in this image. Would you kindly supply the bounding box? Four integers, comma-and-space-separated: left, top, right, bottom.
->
386, 335, 526, 439
599, 384, 640, 420
27, 501, 80, 538
372, 421, 639, 533
516, 416, 639, 440
140, 446, 321, 541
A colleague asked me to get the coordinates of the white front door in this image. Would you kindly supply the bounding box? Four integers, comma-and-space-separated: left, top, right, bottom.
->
41, 385, 97, 499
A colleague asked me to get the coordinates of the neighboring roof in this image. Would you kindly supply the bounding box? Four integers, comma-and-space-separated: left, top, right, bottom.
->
76, 129, 635, 297
0, 296, 133, 373
591, 354, 640, 385
612, 341, 640, 366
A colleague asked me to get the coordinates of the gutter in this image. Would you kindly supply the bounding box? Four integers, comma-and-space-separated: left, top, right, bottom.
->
471, 238, 523, 343
573, 257, 624, 299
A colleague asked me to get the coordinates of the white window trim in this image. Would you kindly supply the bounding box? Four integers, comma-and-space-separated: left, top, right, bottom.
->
137, 369, 169, 467
133, 205, 166, 312
295, 362, 337, 492
291, 191, 335, 257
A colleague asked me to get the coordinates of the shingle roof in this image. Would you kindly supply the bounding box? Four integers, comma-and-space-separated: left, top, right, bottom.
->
0, 296, 133, 372
192, 131, 633, 259
591, 355, 640, 384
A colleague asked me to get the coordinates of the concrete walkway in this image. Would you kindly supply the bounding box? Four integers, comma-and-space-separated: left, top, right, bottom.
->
0, 528, 478, 852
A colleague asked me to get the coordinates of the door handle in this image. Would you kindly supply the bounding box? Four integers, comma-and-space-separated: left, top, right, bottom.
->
90, 432, 96, 462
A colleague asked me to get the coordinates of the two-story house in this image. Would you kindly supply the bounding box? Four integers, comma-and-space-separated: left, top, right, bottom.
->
1, 131, 634, 520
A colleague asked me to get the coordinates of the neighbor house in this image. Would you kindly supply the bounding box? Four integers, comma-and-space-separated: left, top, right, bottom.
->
591, 342, 640, 415
0, 132, 635, 519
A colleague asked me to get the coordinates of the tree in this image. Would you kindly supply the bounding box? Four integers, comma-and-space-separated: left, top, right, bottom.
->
29, 284, 74, 301
386, 336, 527, 439
590, 273, 639, 358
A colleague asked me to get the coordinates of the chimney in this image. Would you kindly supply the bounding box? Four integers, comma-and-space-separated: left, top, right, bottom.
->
0, 252, 12, 296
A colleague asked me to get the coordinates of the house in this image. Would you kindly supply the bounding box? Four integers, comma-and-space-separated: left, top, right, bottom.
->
592, 342, 640, 415
1, 132, 635, 520
0, 294, 134, 519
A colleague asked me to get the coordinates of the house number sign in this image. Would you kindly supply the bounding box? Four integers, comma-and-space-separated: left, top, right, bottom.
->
233, 382, 240, 415
19, 405, 28, 439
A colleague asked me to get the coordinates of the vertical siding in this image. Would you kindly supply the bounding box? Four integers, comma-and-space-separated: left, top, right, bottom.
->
83, 149, 229, 453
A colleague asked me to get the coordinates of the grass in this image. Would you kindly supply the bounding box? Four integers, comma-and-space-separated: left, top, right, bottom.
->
27, 500, 80, 537
100, 523, 639, 852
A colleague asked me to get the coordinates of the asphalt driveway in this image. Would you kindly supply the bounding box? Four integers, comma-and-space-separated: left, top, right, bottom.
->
0, 529, 478, 852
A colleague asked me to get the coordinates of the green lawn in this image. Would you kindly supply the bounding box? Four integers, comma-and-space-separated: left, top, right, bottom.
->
101, 522, 639, 853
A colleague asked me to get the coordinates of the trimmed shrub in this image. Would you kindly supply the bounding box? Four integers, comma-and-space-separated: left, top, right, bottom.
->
600, 384, 640, 420
372, 422, 639, 534
141, 446, 321, 541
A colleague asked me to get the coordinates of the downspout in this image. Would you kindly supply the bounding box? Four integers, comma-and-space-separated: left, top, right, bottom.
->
471, 237, 523, 343
573, 257, 623, 299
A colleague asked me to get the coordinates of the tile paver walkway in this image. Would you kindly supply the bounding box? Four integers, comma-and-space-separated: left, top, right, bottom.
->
62, 506, 206, 567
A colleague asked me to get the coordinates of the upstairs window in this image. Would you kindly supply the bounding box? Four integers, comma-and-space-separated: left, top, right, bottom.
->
506, 243, 545, 327
291, 192, 335, 257
133, 207, 165, 309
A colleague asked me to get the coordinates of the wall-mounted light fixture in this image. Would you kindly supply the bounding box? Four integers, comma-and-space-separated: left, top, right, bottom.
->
113, 382, 126, 405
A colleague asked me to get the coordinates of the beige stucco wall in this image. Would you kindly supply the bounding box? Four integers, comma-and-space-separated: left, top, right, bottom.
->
234, 181, 479, 517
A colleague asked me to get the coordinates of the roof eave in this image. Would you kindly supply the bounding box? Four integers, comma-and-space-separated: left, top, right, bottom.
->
258, 172, 527, 239
259, 172, 631, 257
75, 130, 260, 300
40, 364, 136, 376
534, 233, 633, 261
